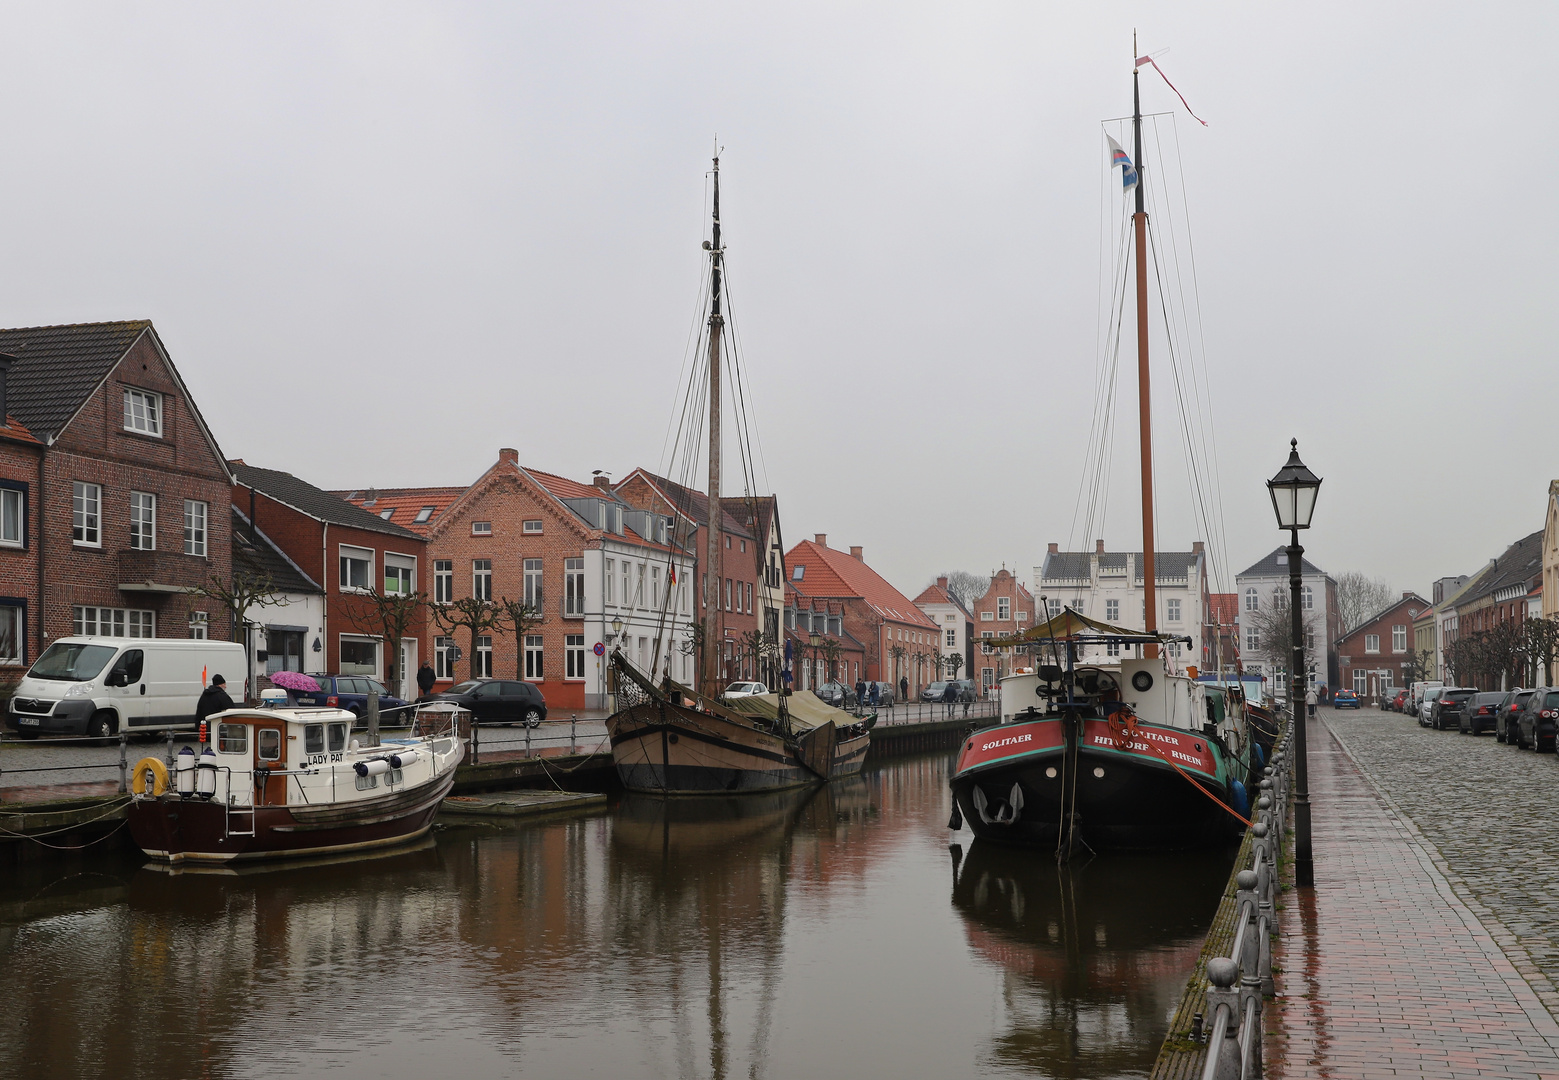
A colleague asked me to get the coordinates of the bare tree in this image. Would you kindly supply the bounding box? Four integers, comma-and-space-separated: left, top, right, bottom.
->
190, 570, 285, 702
1401, 647, 1434, 689
342, 587, 427, 698
494, 597, 542, 680
432, 597, 499, 682
1247, 585, 1323, 682
945, 651, 964, 680
1334, 571, 1395, 633
1524, 615, 1559, 688
938, 571, 990, 611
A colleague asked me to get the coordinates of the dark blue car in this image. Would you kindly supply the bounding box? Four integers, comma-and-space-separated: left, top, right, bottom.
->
292, 674, 412, 725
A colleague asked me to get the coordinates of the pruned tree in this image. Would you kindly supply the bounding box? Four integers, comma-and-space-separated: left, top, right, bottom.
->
818, 637, 843, 683
945, 651, 964, 680
190, 570, 285, 702
1401, 647, 1434, 689
342, 586, 428, 698
938, 570, 990, 612
1334, 571, 1395, 634
888, 643, 907, 691
432, 597, 498, 682
1524, 615, 1559, 688
494, 597, 542, 680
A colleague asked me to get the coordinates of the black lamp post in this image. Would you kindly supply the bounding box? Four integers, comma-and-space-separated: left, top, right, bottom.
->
808, 629, 823, 691
1267, 438, 1322, 888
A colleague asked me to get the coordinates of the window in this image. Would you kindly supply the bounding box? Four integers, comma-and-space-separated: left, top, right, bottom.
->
339, 545, 373, 592
0, 604, 21, 662
0, 486, 21, 547
1016, 610, 1027, 622
625, 564, 634, 610
1245, 587, 1259, 612
472, 521, 492, 536
355, 772, 378, 791
637, 564, 645, 609
524, 634, 544, 680
73, 606, 154, 638
792, 565, 804, 581
980, 611, 993, 621
604, 559, 615, 604
1245, 628, 1260, 651
1301, 585, 1314, 610
183, 500, 207, 556
1106, 599, 1120, 621
340, 637, 377, 676
1106, 640, 1121, 657
217, 724, 247, 754
1048, 598, 1061, 617
384, 553, 416, 595
435, 636, 456, 679
725, 578, 732, 612
945, 628, 956, 647
981, 630, 994, 654
476, 635, 493, 678
434, 561, 453, 604
123, 387, 162, 436
128, 492, 156, 550
1354, 670, 1367, 695
1306, 631, 1316, 652
72, 481, 101, 546
998, 597, 1010, 620
650, 566, 661, 609
1392, 625, 1407, 652
523, 520, 543, 534
566, 634, 585, 679
1167, 598, 1182, 623
305, 724, 325, 755
258, 728, 282, 762
265, 628, 304, 674
188, 611, 208, 639
473, 559, 493, 601
524, 559, 543, 608
1365, 634, 1380, 654
379, 508, 394, 520
414, 506, 435, 524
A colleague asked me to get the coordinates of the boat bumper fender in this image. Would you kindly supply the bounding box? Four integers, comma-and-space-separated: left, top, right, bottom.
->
1230, 779, 1249, 818
174, 744, 196, 797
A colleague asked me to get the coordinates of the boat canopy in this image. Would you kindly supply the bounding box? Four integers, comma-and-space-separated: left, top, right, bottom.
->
724, 690, 851, 732
981, 608, 1192, 649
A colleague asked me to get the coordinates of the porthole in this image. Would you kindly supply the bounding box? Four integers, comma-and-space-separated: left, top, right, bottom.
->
668, 733, 680, 744
1045, 766, 1058, 779
1132, 671, 1154, 692
1092, 766, 1105, 778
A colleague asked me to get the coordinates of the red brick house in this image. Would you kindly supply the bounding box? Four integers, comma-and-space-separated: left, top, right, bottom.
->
232, 462, 427, 697
0, 356, 43, 683
1337, 592, 1429, 703
784, 586, 867, 692
1208, 592, 1241, 677
0, 322, 233, 667
970, 567, 1037, 693
784, 535, 940, 698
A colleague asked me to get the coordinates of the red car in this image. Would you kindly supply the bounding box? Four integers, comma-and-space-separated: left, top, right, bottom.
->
1391, 690, 1409, 712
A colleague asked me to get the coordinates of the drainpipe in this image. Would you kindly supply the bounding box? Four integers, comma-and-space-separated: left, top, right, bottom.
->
321, 522, 329, 672
36, 435, 46, 657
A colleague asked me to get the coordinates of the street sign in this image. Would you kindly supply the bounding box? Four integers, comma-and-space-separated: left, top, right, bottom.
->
593, 642, 605, 657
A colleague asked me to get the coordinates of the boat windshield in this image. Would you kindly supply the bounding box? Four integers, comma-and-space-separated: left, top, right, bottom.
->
28, 642, 118, 682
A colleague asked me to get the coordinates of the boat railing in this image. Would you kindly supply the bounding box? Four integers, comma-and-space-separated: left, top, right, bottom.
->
1197, 720, 1292, 1080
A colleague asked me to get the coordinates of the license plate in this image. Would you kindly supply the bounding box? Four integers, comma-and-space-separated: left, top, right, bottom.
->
18, 717, 38, 726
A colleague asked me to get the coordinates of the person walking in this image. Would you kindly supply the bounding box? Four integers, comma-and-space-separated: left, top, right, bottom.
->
1305, 684, 1318, 720
416, 661, 437, 702
854, 678, 866, 715
196, 675, 235, 728
899, 676, 909, 706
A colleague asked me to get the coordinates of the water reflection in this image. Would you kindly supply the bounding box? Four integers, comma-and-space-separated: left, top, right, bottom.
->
952, 842, 1234, 1077
0, 754, 1230, 1080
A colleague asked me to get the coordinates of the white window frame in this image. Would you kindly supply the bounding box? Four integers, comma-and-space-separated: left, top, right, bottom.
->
384, 552, 417, 595
566, 634, 586, 680
472, 521, 492, 536
130, 492, 157, 551
1167, 598, 1182, 623
122, 387, 162, 437
524, 634, 544, 680
435, 636, 456, 679
0, 486, 23, 548
475, 635, 493, 678
73, 481, 101, 547
566, 558, 586, 616
188, 611, 208, 640
1364, 634, 1380, 654
1106, 599, 1120, 622
72, 606, 154, 638
434, 560, 453, 604
339, 545, 374, 593
339, 634, 379, 677
1245, 587, 1259, 612
945, 628, 956, 647
183, 499, 208, 557
604, 559, 616, 605
523, 520, 544, 534
997, 597, 1010, 621
1392, 625, 1407, 652
524, 559, 543, 609
473, 559, 493, 601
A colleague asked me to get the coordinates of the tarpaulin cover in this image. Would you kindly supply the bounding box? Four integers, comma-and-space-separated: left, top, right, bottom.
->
723, 690, 856, 732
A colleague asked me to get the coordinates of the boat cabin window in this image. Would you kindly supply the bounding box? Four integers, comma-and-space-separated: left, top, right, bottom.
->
305, 724, 325, 754
328, 723, 348, 752
217, 724, 248, 754
257, 728, 282, 762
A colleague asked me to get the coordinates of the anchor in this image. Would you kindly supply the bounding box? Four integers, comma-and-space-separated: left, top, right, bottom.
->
972, 782, 1025, 825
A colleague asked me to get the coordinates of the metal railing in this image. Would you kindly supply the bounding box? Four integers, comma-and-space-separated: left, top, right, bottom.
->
1198, 723, 1292, 1080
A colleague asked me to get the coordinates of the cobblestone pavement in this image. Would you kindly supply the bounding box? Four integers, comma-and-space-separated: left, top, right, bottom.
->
1267, 710, 1559, 1078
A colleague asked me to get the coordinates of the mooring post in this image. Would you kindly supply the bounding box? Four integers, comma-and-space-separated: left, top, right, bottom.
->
471, 719, 480, 765
118, 731, 129, 795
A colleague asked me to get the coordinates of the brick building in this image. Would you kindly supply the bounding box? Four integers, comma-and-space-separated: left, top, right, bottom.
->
342, 451, 694, 710
614, 469, 786, 688
1336, 592, 1429, 703
232, 462, 427, 698
970, 567, 1037, 693
1444, 530, 1545, 689
1207, 592, 1241, 677
0, 322, 233, 671
784, 587, 866, 692
784, 535, 939, 698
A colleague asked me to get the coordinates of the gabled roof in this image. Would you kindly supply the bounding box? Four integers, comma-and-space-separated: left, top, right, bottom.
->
1208, 593, 1239, 624
1236, 547, 1327, 580
334, 485, 467, 535
0, 320, 151, 437
232, 461, 423, 541
618, 468, 758, 539
1336, 593, 1429, 646
1454, 530, 1544, 609
786, 539, 936, 628
0, 415, 38, 445
232, 507, 322, 594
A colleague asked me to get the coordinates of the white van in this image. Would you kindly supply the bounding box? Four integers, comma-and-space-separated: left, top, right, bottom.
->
7, 637, 246, 738
1410, 681, 1444, 716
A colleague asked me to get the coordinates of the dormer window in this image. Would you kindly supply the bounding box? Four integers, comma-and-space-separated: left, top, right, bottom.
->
792, 566, 804, 581
414, 507, 435, 524
123, 388, 162, 437
472, 521, 492, 536
379, 508, 394, 520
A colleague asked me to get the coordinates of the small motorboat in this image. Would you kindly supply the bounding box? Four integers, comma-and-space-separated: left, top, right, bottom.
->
127, 703, 465, 865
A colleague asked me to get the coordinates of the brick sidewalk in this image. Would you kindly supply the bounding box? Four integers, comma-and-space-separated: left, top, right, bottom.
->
1267, 714, 1559, 1078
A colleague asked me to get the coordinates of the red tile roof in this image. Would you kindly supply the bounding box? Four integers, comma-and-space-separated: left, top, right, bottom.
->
333, 486, 467, 535
786, 540, 937, 628
1, 415, 38, 444
913, 582, 953, 605
526, 467, 605, 502
1208, 593, 1239, 624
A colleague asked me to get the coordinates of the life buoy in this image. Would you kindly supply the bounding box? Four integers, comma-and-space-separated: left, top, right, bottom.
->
131, 757, 170, 797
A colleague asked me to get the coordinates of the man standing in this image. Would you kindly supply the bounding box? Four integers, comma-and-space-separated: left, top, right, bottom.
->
416, 661, 437, 702
1305, 684, 1318, 720
196, 675, 235, 726
899, 675, 908, 706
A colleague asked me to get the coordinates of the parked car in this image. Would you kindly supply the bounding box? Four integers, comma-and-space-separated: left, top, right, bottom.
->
1417, 686, 1448, 726
1461, 691, 1507, 735
1390, 690, 1410, 712
294, 674, 411, 723
921, 681, 950, 702
431, 679, 547, 727
1516, 687, 1559, 752
815, 680, 857, 709
1333, 689, 1360, 709
1497, 689, 1535, 744
1411, 681, 1445, 717
861, 681, 895, 707
952, 679, 979, 702
723, 681, 769, 699
1429, 688, 1477, 731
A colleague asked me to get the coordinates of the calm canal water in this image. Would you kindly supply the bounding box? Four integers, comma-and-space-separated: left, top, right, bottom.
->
0, 753, 1232, 1079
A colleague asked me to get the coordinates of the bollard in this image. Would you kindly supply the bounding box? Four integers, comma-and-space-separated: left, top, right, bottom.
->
118, 732, 129, 795
471, 720, 480, 765
570, 713, 577, 753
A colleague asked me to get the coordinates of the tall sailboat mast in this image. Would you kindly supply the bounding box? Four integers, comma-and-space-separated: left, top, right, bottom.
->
1132, 41, 1159, 659
702, 153, 726, 699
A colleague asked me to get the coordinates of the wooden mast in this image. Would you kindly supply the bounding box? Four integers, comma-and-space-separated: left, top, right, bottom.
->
701, 153, 726, 700
1132, 41, 1159, 659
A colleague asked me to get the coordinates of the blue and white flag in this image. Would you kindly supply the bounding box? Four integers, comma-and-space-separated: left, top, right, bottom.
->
1106, 134, 1138, 193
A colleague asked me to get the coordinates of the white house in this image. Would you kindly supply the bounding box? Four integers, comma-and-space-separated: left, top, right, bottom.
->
232, 508, 326, 693
914, 575, 975, 682
1234, 548, 1340, 693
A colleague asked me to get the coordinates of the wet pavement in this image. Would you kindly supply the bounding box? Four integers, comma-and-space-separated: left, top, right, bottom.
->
1266, 709, 1559, 1078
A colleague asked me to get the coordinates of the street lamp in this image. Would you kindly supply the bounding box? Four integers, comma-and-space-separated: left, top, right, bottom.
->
808, 629, 822, 691
1267, 438, 1322, 888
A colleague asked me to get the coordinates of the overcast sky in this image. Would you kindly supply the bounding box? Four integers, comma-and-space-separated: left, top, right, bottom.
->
2, 3, 1553, 600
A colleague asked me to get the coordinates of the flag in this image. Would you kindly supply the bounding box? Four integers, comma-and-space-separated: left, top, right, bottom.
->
1106, 134, 1138, 193
668, 563, 677, 586
1136, 55, 1208, 127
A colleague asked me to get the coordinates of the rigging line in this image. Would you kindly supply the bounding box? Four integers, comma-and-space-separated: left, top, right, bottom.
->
662, 270, 716, 488
659, 235, 717, 478
1070, 208, 1134, 555
718, 264, 771, 497
1088, 218, 1133, 549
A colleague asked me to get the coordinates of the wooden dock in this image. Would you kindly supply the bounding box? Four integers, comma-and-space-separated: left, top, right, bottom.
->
440, 789, 607, 820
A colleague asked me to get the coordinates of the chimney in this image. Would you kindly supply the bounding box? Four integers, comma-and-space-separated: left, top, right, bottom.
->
593, 476, 611, 491
815, 534, 827, 547
1192, 541, 1204, 554
0, 353, 12, 425
498, 447, 518, 464
937, 576, 948, 589
1095, 539, 1105, 554
1048, 543, 1059, 555
850, 545, 863, 560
